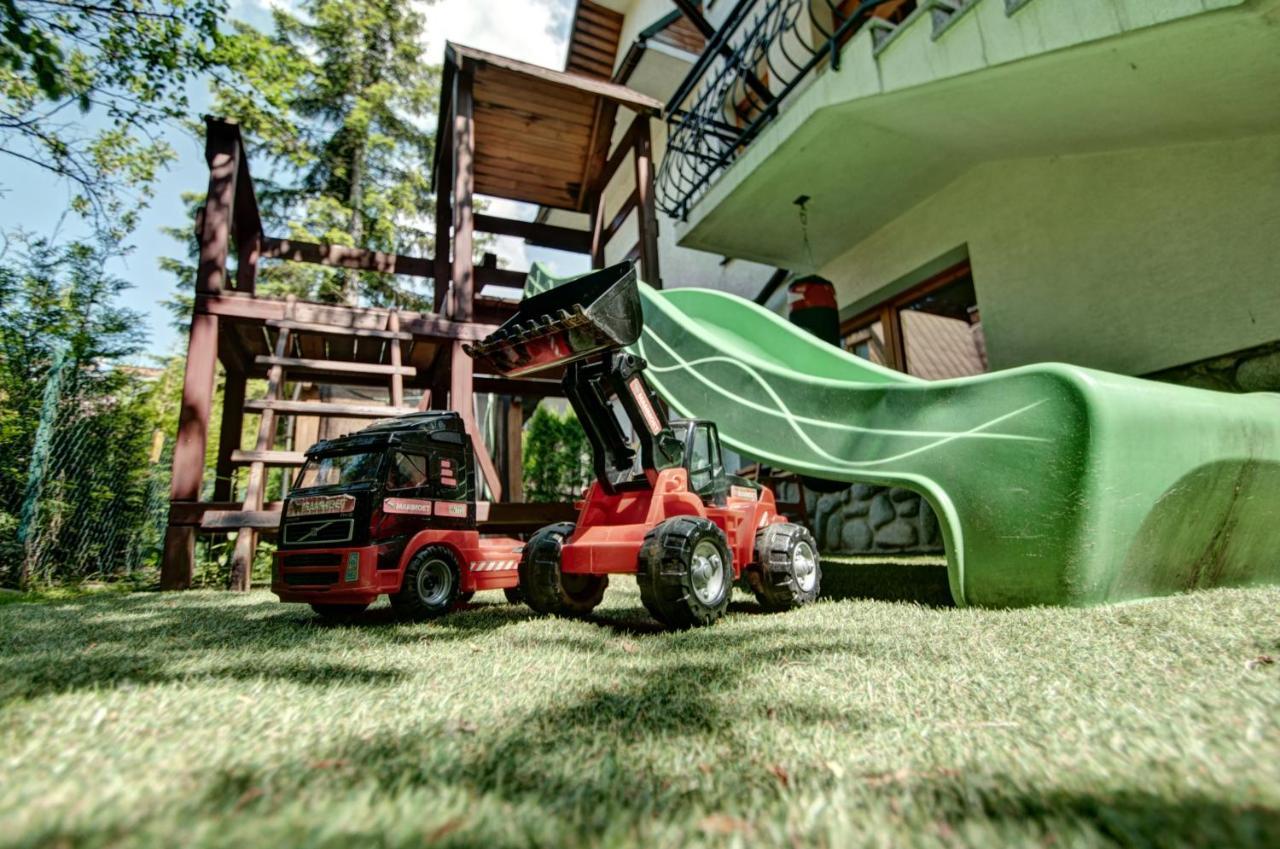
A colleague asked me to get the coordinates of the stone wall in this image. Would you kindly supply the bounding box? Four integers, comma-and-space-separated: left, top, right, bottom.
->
769, 479, 944, 555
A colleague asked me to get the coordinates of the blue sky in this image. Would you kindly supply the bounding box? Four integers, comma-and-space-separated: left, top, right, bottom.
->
0, 0, 582, 360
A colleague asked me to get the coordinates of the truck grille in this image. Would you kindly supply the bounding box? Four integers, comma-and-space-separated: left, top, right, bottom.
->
281, 552, 342, 568
282, 570, 340, 586
282, 519, 354, 546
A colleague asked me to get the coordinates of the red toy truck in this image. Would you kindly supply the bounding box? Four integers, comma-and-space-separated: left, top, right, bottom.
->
271, 412, 524, 620
465, 262, 821, 629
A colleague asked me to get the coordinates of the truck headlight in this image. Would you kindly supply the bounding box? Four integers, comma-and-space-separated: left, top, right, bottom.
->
345, 552, 360, 583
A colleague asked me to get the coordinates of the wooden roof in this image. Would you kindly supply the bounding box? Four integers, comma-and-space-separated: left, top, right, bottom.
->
437, 43, 663, 213
565, 1, 624, 79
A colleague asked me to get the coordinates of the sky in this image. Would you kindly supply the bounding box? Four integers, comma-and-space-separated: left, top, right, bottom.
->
0, 0, 583, 361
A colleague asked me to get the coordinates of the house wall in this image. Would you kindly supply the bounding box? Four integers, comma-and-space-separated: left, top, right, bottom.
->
823, 133, 1280, 376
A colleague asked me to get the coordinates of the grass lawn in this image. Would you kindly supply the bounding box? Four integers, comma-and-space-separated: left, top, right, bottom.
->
1, 563, 1277, 848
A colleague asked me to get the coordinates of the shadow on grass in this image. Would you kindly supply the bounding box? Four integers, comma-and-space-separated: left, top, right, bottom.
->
821, 560, 955, 608
0, 593, 476, 703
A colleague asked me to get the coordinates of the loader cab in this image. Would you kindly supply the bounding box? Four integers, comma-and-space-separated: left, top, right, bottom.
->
671, 419, 729, 505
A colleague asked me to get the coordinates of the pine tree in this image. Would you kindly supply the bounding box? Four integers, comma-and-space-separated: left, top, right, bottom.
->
203, 0, 440, 309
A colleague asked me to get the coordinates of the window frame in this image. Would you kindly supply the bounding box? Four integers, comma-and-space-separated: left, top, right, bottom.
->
840, 260, 974, 374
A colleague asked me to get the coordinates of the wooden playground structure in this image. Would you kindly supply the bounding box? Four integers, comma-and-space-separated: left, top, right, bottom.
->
161, 41, 664, 590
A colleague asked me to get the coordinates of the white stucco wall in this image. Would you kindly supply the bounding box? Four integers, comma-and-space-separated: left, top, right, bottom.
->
822, 133, 1280, 374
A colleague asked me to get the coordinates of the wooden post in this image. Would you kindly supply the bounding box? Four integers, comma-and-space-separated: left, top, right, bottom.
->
506, 397, 524, 502
212, 369, 246, 502
588, 190, 606, 269
160, 118, 240, 590
387, 310, 404, 408
433, 99, 454, 314
449, 340, 501, 500
230, 318, 291, 591
632, 115, 661, 288
449, 64, 476, 321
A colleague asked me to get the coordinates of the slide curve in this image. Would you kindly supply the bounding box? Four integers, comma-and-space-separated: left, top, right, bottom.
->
529, 265, 1280, 607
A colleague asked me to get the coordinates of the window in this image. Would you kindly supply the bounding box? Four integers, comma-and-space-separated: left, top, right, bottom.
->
296, 451, 382, 489
841, 261, 987, 380
386, 452, 430, 491
688, 424, 713, 493
432, 451, 465, 498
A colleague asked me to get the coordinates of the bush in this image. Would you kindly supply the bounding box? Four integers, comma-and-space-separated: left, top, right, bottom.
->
522, 405, 591, 503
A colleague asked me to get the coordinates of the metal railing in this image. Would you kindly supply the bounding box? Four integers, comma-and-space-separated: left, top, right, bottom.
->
657, 1, 915, 220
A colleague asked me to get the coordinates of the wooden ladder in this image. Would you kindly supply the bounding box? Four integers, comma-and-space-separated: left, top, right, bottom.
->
227, 300, 417, 590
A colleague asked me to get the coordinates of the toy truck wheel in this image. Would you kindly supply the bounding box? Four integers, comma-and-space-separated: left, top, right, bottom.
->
457, 592, 475, 603
309, 603, 369, 621
392, 546, 461, 618
520, 523, 607, 617
502, 586, 524, 605
637, 517, 733, 630
750, 523, 822, 611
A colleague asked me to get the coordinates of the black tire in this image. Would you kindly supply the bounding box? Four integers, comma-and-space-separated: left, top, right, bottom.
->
309, 603, 369, 621
391, 545, 461, 618
637, 516, 733, 630
502, 586, 525, 605
457, 591, 475, 604
519, 523, 607, 617
750, 523, 822, 611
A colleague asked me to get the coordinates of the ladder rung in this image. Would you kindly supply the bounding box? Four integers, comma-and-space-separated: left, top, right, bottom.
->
255, 355, 416, 377
230, 450, 307, 466
202, 509, 282, 530
267, 319, 412, 341
245, 399, 417, 419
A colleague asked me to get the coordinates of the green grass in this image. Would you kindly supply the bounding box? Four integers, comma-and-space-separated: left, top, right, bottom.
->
1, 564, 1277, 848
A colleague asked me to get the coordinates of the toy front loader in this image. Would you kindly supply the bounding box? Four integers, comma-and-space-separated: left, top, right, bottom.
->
465, 263, 821, 629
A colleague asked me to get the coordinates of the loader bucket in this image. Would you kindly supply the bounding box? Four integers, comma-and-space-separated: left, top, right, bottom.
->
463, 261, 642, 377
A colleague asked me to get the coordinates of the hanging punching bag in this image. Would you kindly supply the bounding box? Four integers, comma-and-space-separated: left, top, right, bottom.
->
787, 275, 840, 346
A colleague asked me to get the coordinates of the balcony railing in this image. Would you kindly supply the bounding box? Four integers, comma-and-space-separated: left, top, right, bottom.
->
657, 0, 918, 220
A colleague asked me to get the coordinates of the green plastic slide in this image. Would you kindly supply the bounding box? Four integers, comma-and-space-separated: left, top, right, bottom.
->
525, 265, 1280, 607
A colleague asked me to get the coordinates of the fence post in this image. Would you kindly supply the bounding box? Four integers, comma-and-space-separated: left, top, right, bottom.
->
17, 346, 67, 587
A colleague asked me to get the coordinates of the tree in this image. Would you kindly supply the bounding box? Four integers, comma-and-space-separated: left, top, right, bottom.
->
523, 405, 591, 503
0, 233, 162, 586
202, 0, 440, 308
0, 0, 225, 237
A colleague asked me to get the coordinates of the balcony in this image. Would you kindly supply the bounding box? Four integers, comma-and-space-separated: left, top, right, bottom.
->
657, 0, 1278, 268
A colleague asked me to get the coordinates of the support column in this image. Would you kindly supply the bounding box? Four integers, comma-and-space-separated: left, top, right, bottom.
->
505, 397, 524, 503
212, 369, 246, 502
632, 115, 661, 288
449, 64, 475, 321
160, 118, 240, 590
450, 340, 501, 500
433, 102, 454, 314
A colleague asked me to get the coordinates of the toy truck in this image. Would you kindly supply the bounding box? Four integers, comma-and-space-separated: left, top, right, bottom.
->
271, 411, 524, 620
465, 262, 821, 629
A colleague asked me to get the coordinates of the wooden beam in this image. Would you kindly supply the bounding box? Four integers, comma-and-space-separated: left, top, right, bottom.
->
388, 310, 405, 408
473, 376, 563, 398
473, 214, 591, 254
589, 191, 606, 268
161, 312, 219, 589
475, 265, 529, 290
254, 355, 416, 378
449, 339, 502, 500
168, 501, 284, 527
631, 115, 662, 288
230, 449, 306, 466
450, 63, 476, 321
212, 369, 246, 502
244, 399, 416, 418
203, 510, 281, 531
603, 187, 640, 248
260, 237, 432, 278
231, 322, 291, 590
266, 318, 411, 341
195, 117, 239, 296
505, 397, 523, 503
479, 501, 577, 533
